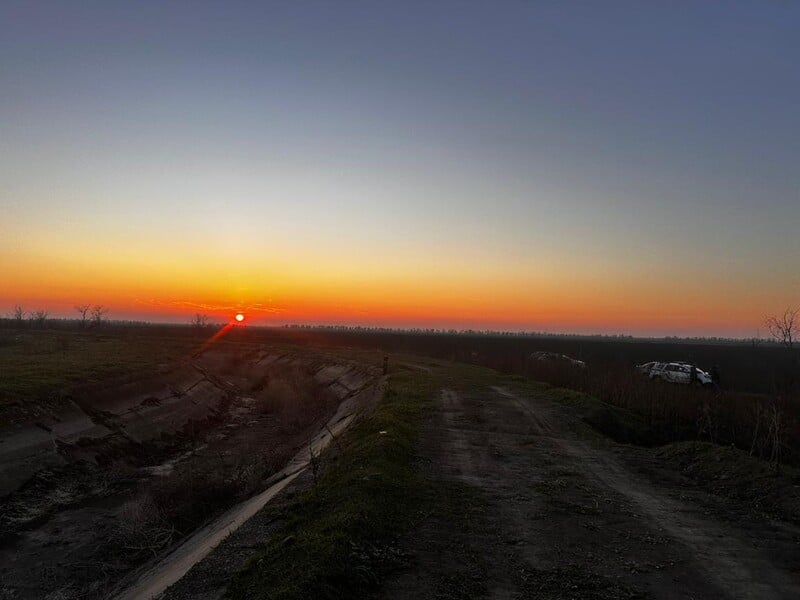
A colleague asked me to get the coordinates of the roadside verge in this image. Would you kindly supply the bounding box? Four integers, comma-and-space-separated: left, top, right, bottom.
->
227, 368, 436, 600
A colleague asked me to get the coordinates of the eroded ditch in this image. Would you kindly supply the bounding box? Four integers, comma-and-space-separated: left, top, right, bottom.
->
0, 345, 380, 599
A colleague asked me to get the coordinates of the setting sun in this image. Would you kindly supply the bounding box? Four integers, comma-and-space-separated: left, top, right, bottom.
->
235, 313, 245, 322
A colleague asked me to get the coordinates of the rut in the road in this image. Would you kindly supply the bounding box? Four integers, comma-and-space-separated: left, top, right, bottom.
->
384, 382, 800, 600
489, 386, 800, 600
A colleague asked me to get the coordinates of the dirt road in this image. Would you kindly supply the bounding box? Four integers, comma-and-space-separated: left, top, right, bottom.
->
384, 378, 800, 599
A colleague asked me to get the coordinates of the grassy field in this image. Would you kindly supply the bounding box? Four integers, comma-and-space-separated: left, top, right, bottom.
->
0, 328, 197, 404
244, 328, 796, 394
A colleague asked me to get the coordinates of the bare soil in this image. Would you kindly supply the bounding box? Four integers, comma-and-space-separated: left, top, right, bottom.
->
383, 374, 800, 599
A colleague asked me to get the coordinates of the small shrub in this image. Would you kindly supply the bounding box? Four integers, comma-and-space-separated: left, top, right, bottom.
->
255, 367, 330, 433
114, 494, 175, 558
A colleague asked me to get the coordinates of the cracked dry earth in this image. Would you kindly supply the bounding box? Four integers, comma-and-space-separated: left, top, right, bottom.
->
383, 376, 800, 600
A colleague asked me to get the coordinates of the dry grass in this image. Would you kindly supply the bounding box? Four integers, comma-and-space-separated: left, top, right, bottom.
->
255, 366, 329, 433
114, 494, 176, 557
523, 360, 800, 465
112, 444, 292, 558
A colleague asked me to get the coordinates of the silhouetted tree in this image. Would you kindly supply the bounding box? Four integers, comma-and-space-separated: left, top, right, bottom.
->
91, 305, 108, 326
765, 307, 799, 350
75, 304, 90, 327
765, 308, 800, 407
191, 313, 210, 329
11, 305, 25, 323
30, 309, 48, 328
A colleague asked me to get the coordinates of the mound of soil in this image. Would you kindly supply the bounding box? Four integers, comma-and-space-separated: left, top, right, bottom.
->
658, 441, 800, 524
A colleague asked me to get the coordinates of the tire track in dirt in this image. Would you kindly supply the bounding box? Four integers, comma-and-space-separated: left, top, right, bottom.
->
489, 386, 800, 600
385, 382, 800, 600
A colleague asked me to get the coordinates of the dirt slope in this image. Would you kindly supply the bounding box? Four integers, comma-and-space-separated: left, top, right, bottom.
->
383, 376, 800, 599
0, 346, 380, 599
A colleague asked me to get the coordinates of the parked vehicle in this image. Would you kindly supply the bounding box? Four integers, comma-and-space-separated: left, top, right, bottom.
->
635, 361, 657, 375
530, 351, 586, 368
649, 362, 712, 386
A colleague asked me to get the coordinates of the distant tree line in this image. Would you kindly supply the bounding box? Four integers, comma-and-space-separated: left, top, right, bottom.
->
75, 304, 108, 327
280, 323, 788, 346
190, 313, 213, 329
7, 304, 49, 328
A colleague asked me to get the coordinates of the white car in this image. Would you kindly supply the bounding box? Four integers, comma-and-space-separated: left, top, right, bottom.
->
635, 361, 657, 375
649, 362, 712, 386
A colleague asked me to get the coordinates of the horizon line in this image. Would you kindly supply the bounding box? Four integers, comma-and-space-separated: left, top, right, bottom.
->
0, 316, 779, 345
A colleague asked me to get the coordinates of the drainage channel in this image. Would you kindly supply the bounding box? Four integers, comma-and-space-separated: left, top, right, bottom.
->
114, 402, 360, 600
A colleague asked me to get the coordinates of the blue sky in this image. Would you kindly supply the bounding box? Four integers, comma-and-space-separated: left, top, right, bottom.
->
1, 1, 798, 336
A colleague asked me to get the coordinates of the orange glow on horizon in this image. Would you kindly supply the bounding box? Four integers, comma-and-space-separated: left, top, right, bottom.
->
0, 234, 787, 338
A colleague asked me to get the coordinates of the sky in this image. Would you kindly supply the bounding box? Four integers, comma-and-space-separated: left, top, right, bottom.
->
1, 1, 798, 337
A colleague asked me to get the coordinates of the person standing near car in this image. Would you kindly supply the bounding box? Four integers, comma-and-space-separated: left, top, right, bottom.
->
689, 364, 698, 386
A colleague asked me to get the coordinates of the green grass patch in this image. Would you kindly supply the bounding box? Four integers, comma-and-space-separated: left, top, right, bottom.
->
227, 368, 437, 600
546, 388, 654, 446
0, 330, 195, 403
501, 376, 656, 446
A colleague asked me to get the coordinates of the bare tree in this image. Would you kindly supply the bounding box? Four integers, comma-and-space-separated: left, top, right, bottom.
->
75, 304, 90, 327
765, 307, 799, 349
30, 309, 48, 328
11, 305, 25, 323
91, 305, 109, 326
190, 313, 210, 329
